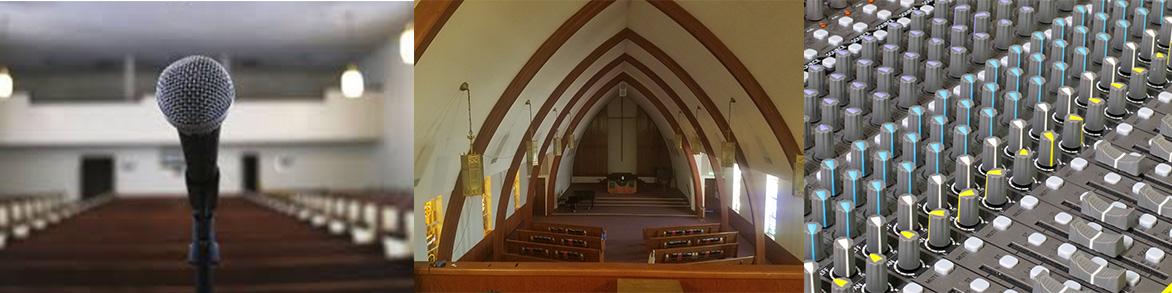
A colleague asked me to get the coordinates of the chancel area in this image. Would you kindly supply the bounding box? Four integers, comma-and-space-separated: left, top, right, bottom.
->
413, 0, 805, 291
0, 2, 414, 292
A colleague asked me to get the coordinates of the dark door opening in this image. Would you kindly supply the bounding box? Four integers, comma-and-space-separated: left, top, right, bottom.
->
80, 156, 115, 199
242, 154, 259, 193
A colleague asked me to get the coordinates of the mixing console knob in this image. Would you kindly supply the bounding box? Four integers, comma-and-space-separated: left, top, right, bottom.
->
908, 30, 926, 56
1017, 6, 1036, 37
1077, 72, 1097, 107
1161, 16, 1172, 46
804, 262, 820, 293
1099, 57, 1118, 91
813, 189, 834, 227
874, 151, 893, 186
881, 45, 899, 72
1120, 43, 1137, 76
888, 23, 905, 47
930, 19, 947, 43
896, 161, 917, 195
1037, 131, 1059, 169
822, 98, 840, 131
845, 108, 864, 142
865, 252, 888, 293
1092, 33, 1110, 64
831, 278, 852, 293
897, 194, 917, 232
1031, 102, 1053, 139
902, 53, 920, 79
1151, 53, 1168, 87
828, 0, 846, 9
844, 170, 863, 207
1038, 0, 1056, 22
984, 169, 1008, 206
954, 155, 976, 191
972, 33, 992, 62
926, 174, 948, 211
1140, 29, 1156, 62
1048, 62, 1068, 94
927, 209, 951, 248
862, 36, 879, 61
1085, 97, 1106, 134
878, 123, 898, 155
836, 200, 858, 238
809, 65, 826, 97
978, 107, 999, 141
805, 223, 825, 261
805, 116, 814, 149
814, 124, 834, 160
805, 0, 822, 21
837, 50, 854, 80
1055, 87, 1075, 122
848, 141, 869, 176
949, 25, 969, 49
954, 6, 972, 29
958, 76, 976, 107
1000, 92, 1023, 129
924, 61, 944, 93
974, 12, 990, 34
957, 189, 981, 227
829, 73, 847, 103
820, 159, 842, 195
877, 67, 895, 94
1061, 114, 1085, 151
1072, 47, 1090, 77
867, 180, 885, 215
873, 92, 893, 125
994, 19, 1014, 50
927, 37, 945, 62
866, 215, 886, 255
1007, 119, 1028, 154
1026, 76, 1046, 111
804, 89, 820, 123
981, 136, 1002, 172
1128, 70, 1147, 102
980, 83, 999, 111
898, 76, 919, 109
897, 230, 920, 272
1011, 149, 1035, 188
833, 237, 854, 277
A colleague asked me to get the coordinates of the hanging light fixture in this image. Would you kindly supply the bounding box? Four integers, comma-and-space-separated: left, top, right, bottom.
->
460, 82, 485, 197
674, 110, 684, 150
525, 101, 539, 166
340, 11, 364, 98
568, 133, 575, 149
0, 67, 12, 99
400, 23, 414, 65
793, 154, 806, 197
691, 106, 703, 155
553, 108, 563, 156
720, 98, 737, 167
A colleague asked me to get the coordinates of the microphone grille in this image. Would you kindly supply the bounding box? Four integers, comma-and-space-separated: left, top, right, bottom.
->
156, 55, 235, 135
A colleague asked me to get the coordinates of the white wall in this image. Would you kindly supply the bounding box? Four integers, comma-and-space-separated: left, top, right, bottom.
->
0, 144, 378, 200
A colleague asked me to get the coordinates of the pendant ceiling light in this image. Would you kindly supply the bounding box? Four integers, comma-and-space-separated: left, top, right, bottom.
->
460, 82, 485, 197
401, 23, 414, 65
525, 101, 538, 166
340, 11, 364, 99
691, 106, 703, 155
0, 67, 12, 99
674, 110, 684, 150
553, 108, 562, 156
720, 98, 737, 167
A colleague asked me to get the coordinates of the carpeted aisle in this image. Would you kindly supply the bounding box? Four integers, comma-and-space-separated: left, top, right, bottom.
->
0, 197, 412, 293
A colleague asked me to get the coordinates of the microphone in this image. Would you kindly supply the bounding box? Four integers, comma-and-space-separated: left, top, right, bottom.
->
156, 55, 234, 293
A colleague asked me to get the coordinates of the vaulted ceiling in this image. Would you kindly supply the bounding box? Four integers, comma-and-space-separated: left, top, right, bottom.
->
413, 0, 803, 261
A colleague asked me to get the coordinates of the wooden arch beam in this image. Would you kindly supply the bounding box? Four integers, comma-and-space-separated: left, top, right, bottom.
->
647, 0, 798, 162
414, 0, 464, 65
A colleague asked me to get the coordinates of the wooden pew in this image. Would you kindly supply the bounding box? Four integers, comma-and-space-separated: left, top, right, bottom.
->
644, 231, 739, 251
648, 243, 738, 264
501, 253, 562, 262
517, 229, 605, 251
642, 223, 720, 240
530, 222, 606, 238
683, 256, 755, 265
505, 239, 603, 262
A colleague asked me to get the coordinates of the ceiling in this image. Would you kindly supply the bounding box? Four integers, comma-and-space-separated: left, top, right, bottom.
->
0, 1, 414, 68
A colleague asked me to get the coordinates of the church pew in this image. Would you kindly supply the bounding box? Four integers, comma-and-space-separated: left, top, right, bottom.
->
648, 243, 738, 264
248, 192, 413, 260
530, 222, 606, 238
505, 239, 603, 262
682, 256, 755, 265
641, 223, 720, 240
644, 231, 738, 251
516, 229, 605, 250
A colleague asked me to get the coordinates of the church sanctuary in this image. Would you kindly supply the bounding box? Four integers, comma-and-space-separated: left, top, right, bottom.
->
0, 2, 414, 292
414, 0, 805, 291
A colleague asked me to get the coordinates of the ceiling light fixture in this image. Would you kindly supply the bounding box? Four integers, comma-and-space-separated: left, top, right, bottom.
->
401, 23, 414, 65
340, 11, 364, 98
0, 67, 12, 99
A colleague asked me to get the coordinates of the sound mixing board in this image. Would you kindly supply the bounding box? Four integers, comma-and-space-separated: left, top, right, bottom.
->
802, 0, 1172, 292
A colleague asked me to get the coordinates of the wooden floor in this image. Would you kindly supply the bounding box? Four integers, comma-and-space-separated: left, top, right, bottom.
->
0, 197, 412, 293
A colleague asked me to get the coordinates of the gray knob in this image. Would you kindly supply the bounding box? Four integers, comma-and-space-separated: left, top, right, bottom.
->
985, 168, 1008, 206
911, 10, 929, 32
927, 209, 951, 248
925, 142, 946, 175
927, 173, 948, 211
868, 180, 887, 216
845, 108, 864, 142
865, 251, 888, 293
927, 37, 945, 62
924, 61, 944, 93
1072, 46, 1089, 78
854, 64, 873, 91
1091, 32, 1110, 64
984, 59, 1002, 88
845, 169, 864, 207
822, 98, 841, 131
994, 19, 1014, 50
897, 230, 921, 272
1072, 6, 1088, 28
874, 151, 893, 186
805, 116, 814, 149
813, 189, 834, 227
833, 237, 854, 277
1048, 62, 1068, 94
937, 0, 954, 22
1120, 43, 1137, 76
995, 0, 1012, 20
1017, 6, 1036, 37
930, 18, 949, 42
1031, 102, 1053, 139
873, 92, 893, 126
1099, 57, 1118, 92
1057, 0, 1074, 11
1092, 13, 1107, 35
897, 194, 917, 232
958, 75, 977, 107
849, 141, 870, 176
1012, 148, 1036, 188
1037, 131, 1059, 169
907, 106, 925, 137
1029, 34, 1047, 59
828, 0, 846, 9
805, 89, 820, 123
1128, 70, 1147, 102
877, 67, 895, 94
805, 262, 821, 293
829, 73, 847, 101
957, 99, 975, 129
1004, 67, 1023, 100
1027, 52, 1045, 78
980, 82, 1000, 110
809, 65, 827, 96
897, 160, 917, 195
953, 125, 973, 158
954, 155, 976, 191
879, 123, 899, 156
1026, 76, 1047, 111
954, 5, 972, 29
866, 215, 887, 255
899, 75, 920, 109
929, 115, 948, 146
1055, 87, 1075, 122
821, 159, 842, 195
836, 200, 858, 238
837, 50, 855, 78
1140, 29, 1156, 62
1085, 96, 1106, 134
1161, 16, 1172, 46
972, 33, 992, 61
902, 133, 921, 168
814, 124, 835, 160
981, 136, 1002, 172
1078, 71, 1098, 107
1049, 39, 1069, 65
902, 52, 921, 79
1001, 91, 1024, 125
974, 12, 991, 34
908, 30, 927, 55
1051, 18, 1069, 43
1038, 0, 1056, 22
862, 35, 879, 61
805, 0, 823, 20
882, 45, 901, 72
831, 277, 853, 293
957, 188, 981, 227
888, 23, 905, 47
1007, 119, 1028, 154
1111, 3, 1127, 27
1151, 53, 1168, 86
805, 222, 825, 261
950, 25, 969, 49
1062, 114, 1085, 151
979, 107, 1000, 140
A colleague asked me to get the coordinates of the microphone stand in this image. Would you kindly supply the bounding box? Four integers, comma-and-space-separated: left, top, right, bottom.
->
181, 130, 221, 293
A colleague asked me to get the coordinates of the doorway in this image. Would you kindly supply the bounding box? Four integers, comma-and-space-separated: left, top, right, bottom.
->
242, 154, 259, 193
80, 156, 115, 199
